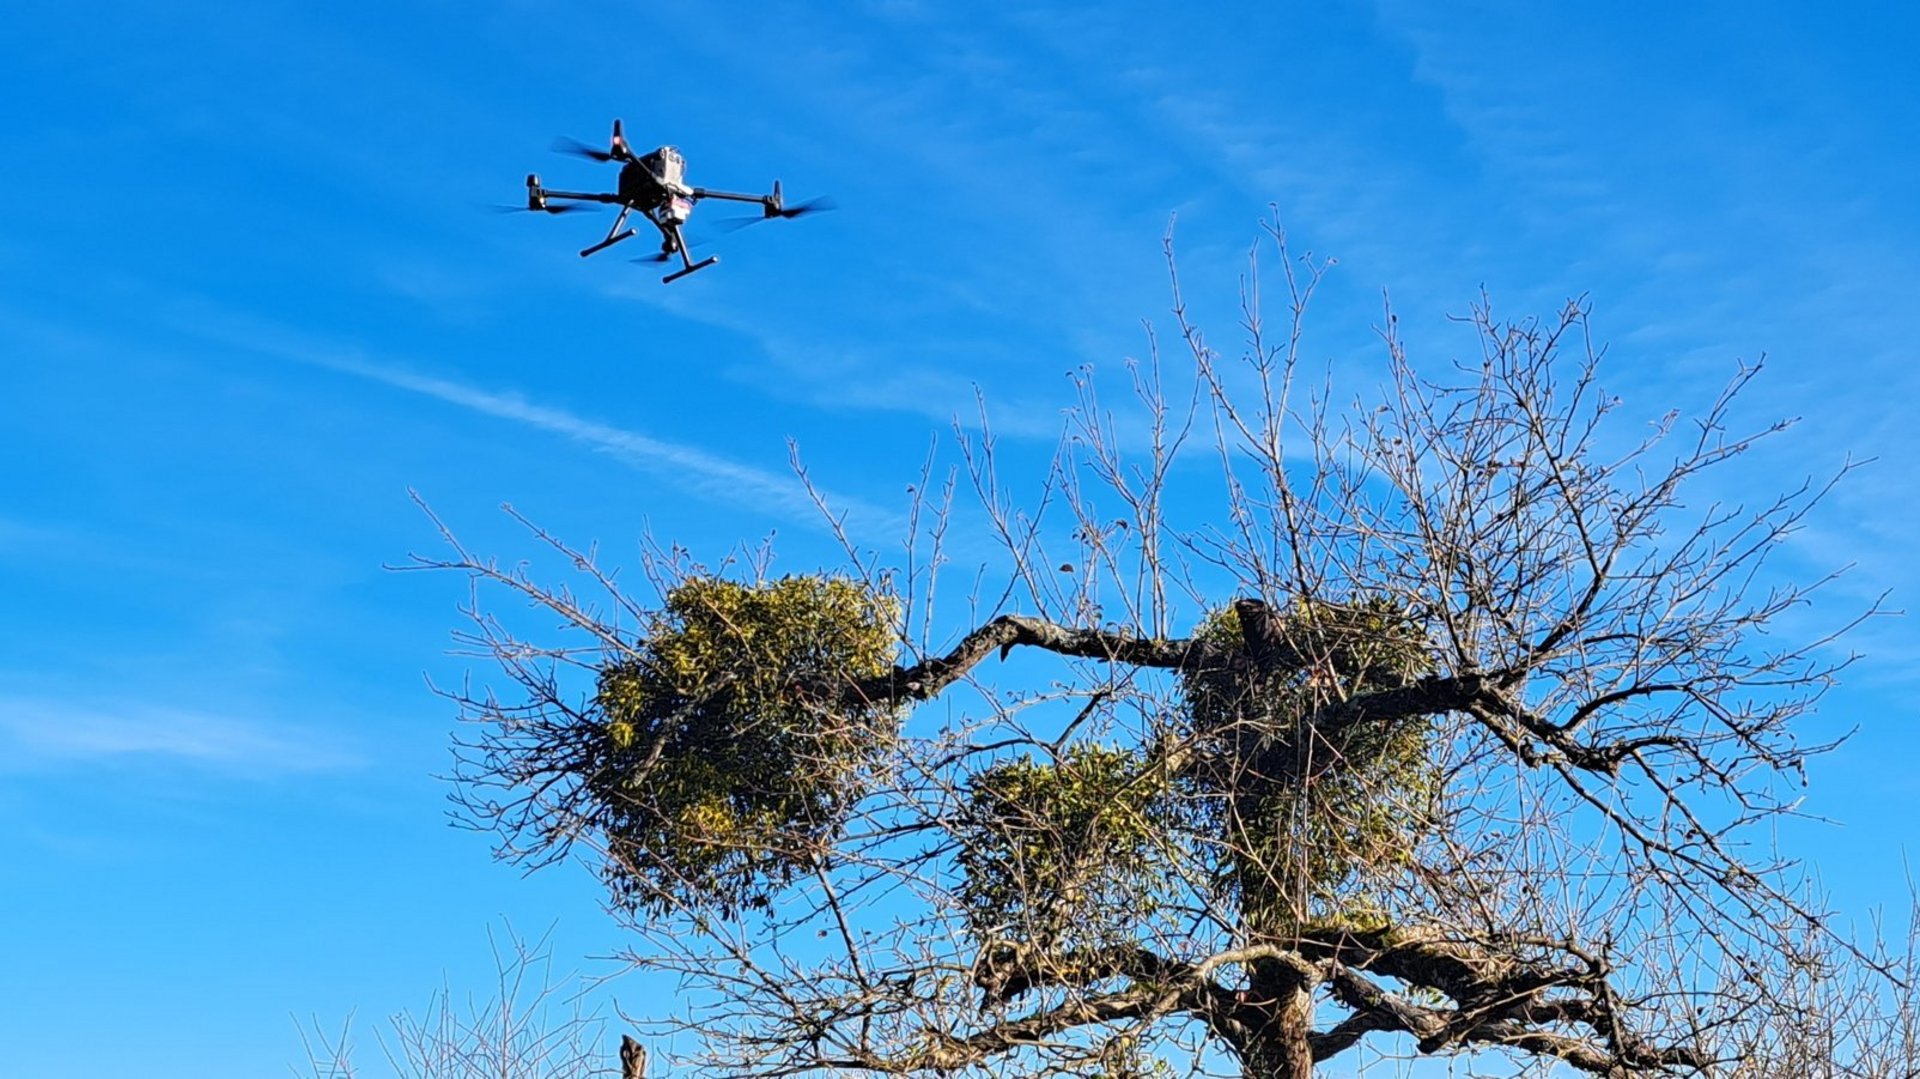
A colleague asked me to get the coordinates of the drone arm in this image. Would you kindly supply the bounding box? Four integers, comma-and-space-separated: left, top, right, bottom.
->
539, 189, 622, 205
691, 187, 774, 206
692, 179, 788, 219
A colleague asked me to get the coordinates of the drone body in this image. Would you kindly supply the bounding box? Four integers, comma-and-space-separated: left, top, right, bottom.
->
521, 120, 831, 283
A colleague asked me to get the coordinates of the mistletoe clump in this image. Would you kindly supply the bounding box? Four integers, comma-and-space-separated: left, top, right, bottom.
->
955, 744, 1168, 947
589, 574, 899, 917
1177, 597, 1438, 922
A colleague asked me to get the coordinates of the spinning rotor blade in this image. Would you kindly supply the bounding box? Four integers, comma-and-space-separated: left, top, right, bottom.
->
771, 195, 839, 220
776, 196, 838, 218
552, 136, 620, 163
714, 196, 838, 232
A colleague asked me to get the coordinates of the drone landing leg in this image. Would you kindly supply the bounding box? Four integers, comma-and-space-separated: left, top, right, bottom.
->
580, 205, 636, 258
662, 257, 719, 284
660, 222, 718, 284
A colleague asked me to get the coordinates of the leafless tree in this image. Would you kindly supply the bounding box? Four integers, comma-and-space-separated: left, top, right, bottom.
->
296, 926, 611, 1079
414, 222, 1902, 1077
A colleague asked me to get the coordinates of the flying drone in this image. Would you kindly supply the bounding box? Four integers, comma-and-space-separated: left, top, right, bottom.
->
516, 120, 833, 283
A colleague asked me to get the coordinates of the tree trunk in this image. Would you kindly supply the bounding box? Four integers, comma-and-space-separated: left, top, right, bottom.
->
1238, 964, 1316, 1079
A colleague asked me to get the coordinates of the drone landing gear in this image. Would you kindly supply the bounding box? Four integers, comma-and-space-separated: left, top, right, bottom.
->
661, 256, 718, 284
580, 205, 638, 258
580, 229, 637, 257
657, 221, 717, 284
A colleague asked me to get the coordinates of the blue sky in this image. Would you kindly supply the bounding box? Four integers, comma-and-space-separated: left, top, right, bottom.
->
4, 2, 1918, 1076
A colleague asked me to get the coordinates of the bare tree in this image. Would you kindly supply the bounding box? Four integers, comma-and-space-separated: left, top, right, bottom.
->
416, 223, 1898, 1077
296, 926, 612, 1079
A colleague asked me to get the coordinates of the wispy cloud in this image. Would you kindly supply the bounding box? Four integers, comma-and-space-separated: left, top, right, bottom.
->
0, 515, 67, 552
0, 697, 357, 774
1371, 8, 1920, 528
319, 351, 860, 519
170, 306, 900, 534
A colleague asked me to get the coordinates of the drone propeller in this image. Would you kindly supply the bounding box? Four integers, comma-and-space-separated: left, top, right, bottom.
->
554, 120, 634, 164
772, 195, 838, 219
552, 136, 620, 163
715, 196, 838, 232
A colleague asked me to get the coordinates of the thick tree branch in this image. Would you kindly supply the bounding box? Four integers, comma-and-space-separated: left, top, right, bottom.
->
1297, 925, 1708, 1074
842, 614, 1215, 708
815, 987, 1174, 1074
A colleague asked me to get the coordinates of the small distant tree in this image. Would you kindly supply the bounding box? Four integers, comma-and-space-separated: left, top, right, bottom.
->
297, 927, 607, 1079
420, 228, 1904, 1077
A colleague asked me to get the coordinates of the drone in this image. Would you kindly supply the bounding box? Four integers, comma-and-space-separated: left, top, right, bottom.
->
517, 120, 833, 283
